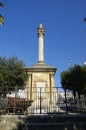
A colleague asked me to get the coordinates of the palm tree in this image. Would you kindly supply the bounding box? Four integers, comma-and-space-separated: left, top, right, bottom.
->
0, 2, 4, 25
84, 17, 86, 23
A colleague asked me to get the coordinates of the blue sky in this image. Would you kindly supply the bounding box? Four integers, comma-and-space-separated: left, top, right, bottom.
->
0, 0, 86, 87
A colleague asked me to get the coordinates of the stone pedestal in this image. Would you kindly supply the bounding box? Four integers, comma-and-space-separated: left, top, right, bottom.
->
26, 63, 57, 114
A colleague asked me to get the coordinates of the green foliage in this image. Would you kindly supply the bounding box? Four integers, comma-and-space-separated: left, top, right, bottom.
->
60, 64, 86, 96
81, 65, 86, 95
61, 70, 71, 90
0, 56, 28, 93
0, 2, 4, 7
0, 2, 4, 25
84, 17, 86, 23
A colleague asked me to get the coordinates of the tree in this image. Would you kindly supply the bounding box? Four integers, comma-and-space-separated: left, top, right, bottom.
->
0, 56, 28, 96
81, 64, 86, 96
60, 70, 71, 90
0, 2, 4, 25
60, 64, 85, 97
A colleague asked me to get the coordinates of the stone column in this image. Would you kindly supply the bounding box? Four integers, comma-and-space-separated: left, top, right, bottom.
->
49, 74, 54, 104
27, 74, 32, 100
37, 23, 44, 63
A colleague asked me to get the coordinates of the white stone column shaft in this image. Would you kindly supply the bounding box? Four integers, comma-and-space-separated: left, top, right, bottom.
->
37, 23, 44, 63
38, 35, 44, 62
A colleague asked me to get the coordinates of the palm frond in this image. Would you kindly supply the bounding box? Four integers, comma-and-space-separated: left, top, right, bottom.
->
0, 14, 4, 25
0, 2, 4, 7
84, 17, 86, 23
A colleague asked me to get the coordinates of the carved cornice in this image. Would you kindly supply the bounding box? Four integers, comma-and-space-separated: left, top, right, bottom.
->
25, 67, 57, 73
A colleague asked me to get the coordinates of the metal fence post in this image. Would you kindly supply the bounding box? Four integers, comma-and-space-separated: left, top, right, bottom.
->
64, 89, 68, 115
40, 87, 42, 114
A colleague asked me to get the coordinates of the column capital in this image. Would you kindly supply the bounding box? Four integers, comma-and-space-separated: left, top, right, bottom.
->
37, 23, 44, 37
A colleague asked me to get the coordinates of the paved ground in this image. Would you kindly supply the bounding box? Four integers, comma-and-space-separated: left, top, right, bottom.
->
0, 113, 86, 130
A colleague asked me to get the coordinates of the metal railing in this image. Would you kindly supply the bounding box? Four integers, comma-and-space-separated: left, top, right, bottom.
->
0, 87, 86, 115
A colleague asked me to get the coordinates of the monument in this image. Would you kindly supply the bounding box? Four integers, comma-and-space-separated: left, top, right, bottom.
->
26, 23, 57, 114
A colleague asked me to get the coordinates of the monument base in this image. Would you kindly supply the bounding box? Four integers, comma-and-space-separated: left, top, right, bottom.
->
27, 98, 60, 115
